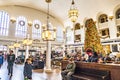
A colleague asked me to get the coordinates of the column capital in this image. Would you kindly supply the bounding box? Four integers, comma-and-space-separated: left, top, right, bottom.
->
44, 69, 53, 73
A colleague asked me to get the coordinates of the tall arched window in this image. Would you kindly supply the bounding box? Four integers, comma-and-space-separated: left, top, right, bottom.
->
98, 14, 108, 23
116, 8, 120, 19
15, 16, 27, 38
0, 11, 10, 36
56, 26, 63, 42
32, 20, 41, 39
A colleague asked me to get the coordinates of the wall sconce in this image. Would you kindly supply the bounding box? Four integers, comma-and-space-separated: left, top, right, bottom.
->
53, 27, 56, 31
63, 28, 66, 33
81, 25, 83, 28
28, 21, 33, 26
94, 21, 96, 24
71, 28, 74, 31
42, 24, 47, 30
10, 18, 16, 23
109, 16, 114, 20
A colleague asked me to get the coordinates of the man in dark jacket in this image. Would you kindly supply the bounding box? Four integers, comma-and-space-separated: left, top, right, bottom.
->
7, 50, 15, 76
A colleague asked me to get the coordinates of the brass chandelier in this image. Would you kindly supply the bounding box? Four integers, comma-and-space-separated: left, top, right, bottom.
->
42, 0, 56, 41
68, 0, 79, 23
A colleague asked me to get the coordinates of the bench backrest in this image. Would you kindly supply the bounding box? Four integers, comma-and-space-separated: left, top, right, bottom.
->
75, 67, 111, 80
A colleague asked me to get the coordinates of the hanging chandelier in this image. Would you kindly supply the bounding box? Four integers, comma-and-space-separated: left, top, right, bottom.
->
14, 42, 20, 48
22, 34, 33, 46
68, 0, 79, 23
8, 45, 14, 49
42, 0, 56, 41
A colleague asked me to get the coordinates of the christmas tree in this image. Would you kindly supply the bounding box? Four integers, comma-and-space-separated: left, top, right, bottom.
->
84, 18, 104, 54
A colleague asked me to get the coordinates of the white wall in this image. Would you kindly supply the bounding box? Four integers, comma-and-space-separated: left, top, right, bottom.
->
0, 5, 64, 49
0, 5, 64, 40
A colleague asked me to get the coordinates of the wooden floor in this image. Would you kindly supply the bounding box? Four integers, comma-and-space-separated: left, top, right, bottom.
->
0, 61, 62, 80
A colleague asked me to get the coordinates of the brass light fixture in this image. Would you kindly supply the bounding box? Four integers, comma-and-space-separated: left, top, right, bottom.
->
14, 42, 20, 48
109, 16, 114, 20
22, 34, 33, 46
68, 0, 79, 23
8, 45, 14, 49
42, 0, 56, 41
10, 17, 16, 23
28, 21, 33, 26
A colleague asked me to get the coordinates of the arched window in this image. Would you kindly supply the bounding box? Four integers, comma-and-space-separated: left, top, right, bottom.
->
75, 23, 80, 30
98, 14, 108, 23
116, 8, 120, 19
0, 11, 10, 36
56, 26, 63, 42
15, 16, 27, 38
32, 20, 41, 39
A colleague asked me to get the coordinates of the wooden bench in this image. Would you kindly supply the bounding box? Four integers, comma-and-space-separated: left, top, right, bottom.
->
72, 67, 111, 80
61, 61, 120, 80
32, 61, 44, 69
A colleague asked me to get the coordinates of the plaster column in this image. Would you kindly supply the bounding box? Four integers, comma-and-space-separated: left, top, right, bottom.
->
63, 51, 65, 58
108, 18, 116, 39
15, 48, 19, 58
110, 44, 113, 52
25, 45, 29, 60
117, 44, 119, 52
45, 41, 52, 72
80, 46, 83, 54
7, 46, 9, 54
62, 44, 65, 57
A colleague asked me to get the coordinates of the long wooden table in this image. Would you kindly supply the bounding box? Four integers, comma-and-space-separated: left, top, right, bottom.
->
61, 60, 120, 80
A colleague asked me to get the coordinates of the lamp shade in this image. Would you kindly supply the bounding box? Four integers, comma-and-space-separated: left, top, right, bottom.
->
68, 9, 79, 22
14, 43, 20, 48
8, 45, 14, 49
42, 29, 56, 41
23, 38, 33, 46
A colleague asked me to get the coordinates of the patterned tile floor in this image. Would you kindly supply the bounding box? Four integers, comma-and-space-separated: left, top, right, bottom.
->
0, 61, 62, 80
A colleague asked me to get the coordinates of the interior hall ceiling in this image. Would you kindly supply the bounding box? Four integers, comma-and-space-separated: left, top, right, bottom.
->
0, 0, 120, 24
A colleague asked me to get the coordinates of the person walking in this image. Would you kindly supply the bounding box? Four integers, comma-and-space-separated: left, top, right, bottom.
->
7, 50, 15, 76
0, 52, 4, 69
24, 58, 33, 80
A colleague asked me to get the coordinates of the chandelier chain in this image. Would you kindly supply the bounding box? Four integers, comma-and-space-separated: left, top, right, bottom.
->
72, 0, 75, 5
47, 2, 49, 29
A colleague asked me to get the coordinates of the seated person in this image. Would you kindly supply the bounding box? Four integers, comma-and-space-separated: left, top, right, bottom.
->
91, 52, 98, 62
61, 57, 76, 80
104, 54, 112, 63
98, 57, 104, 63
